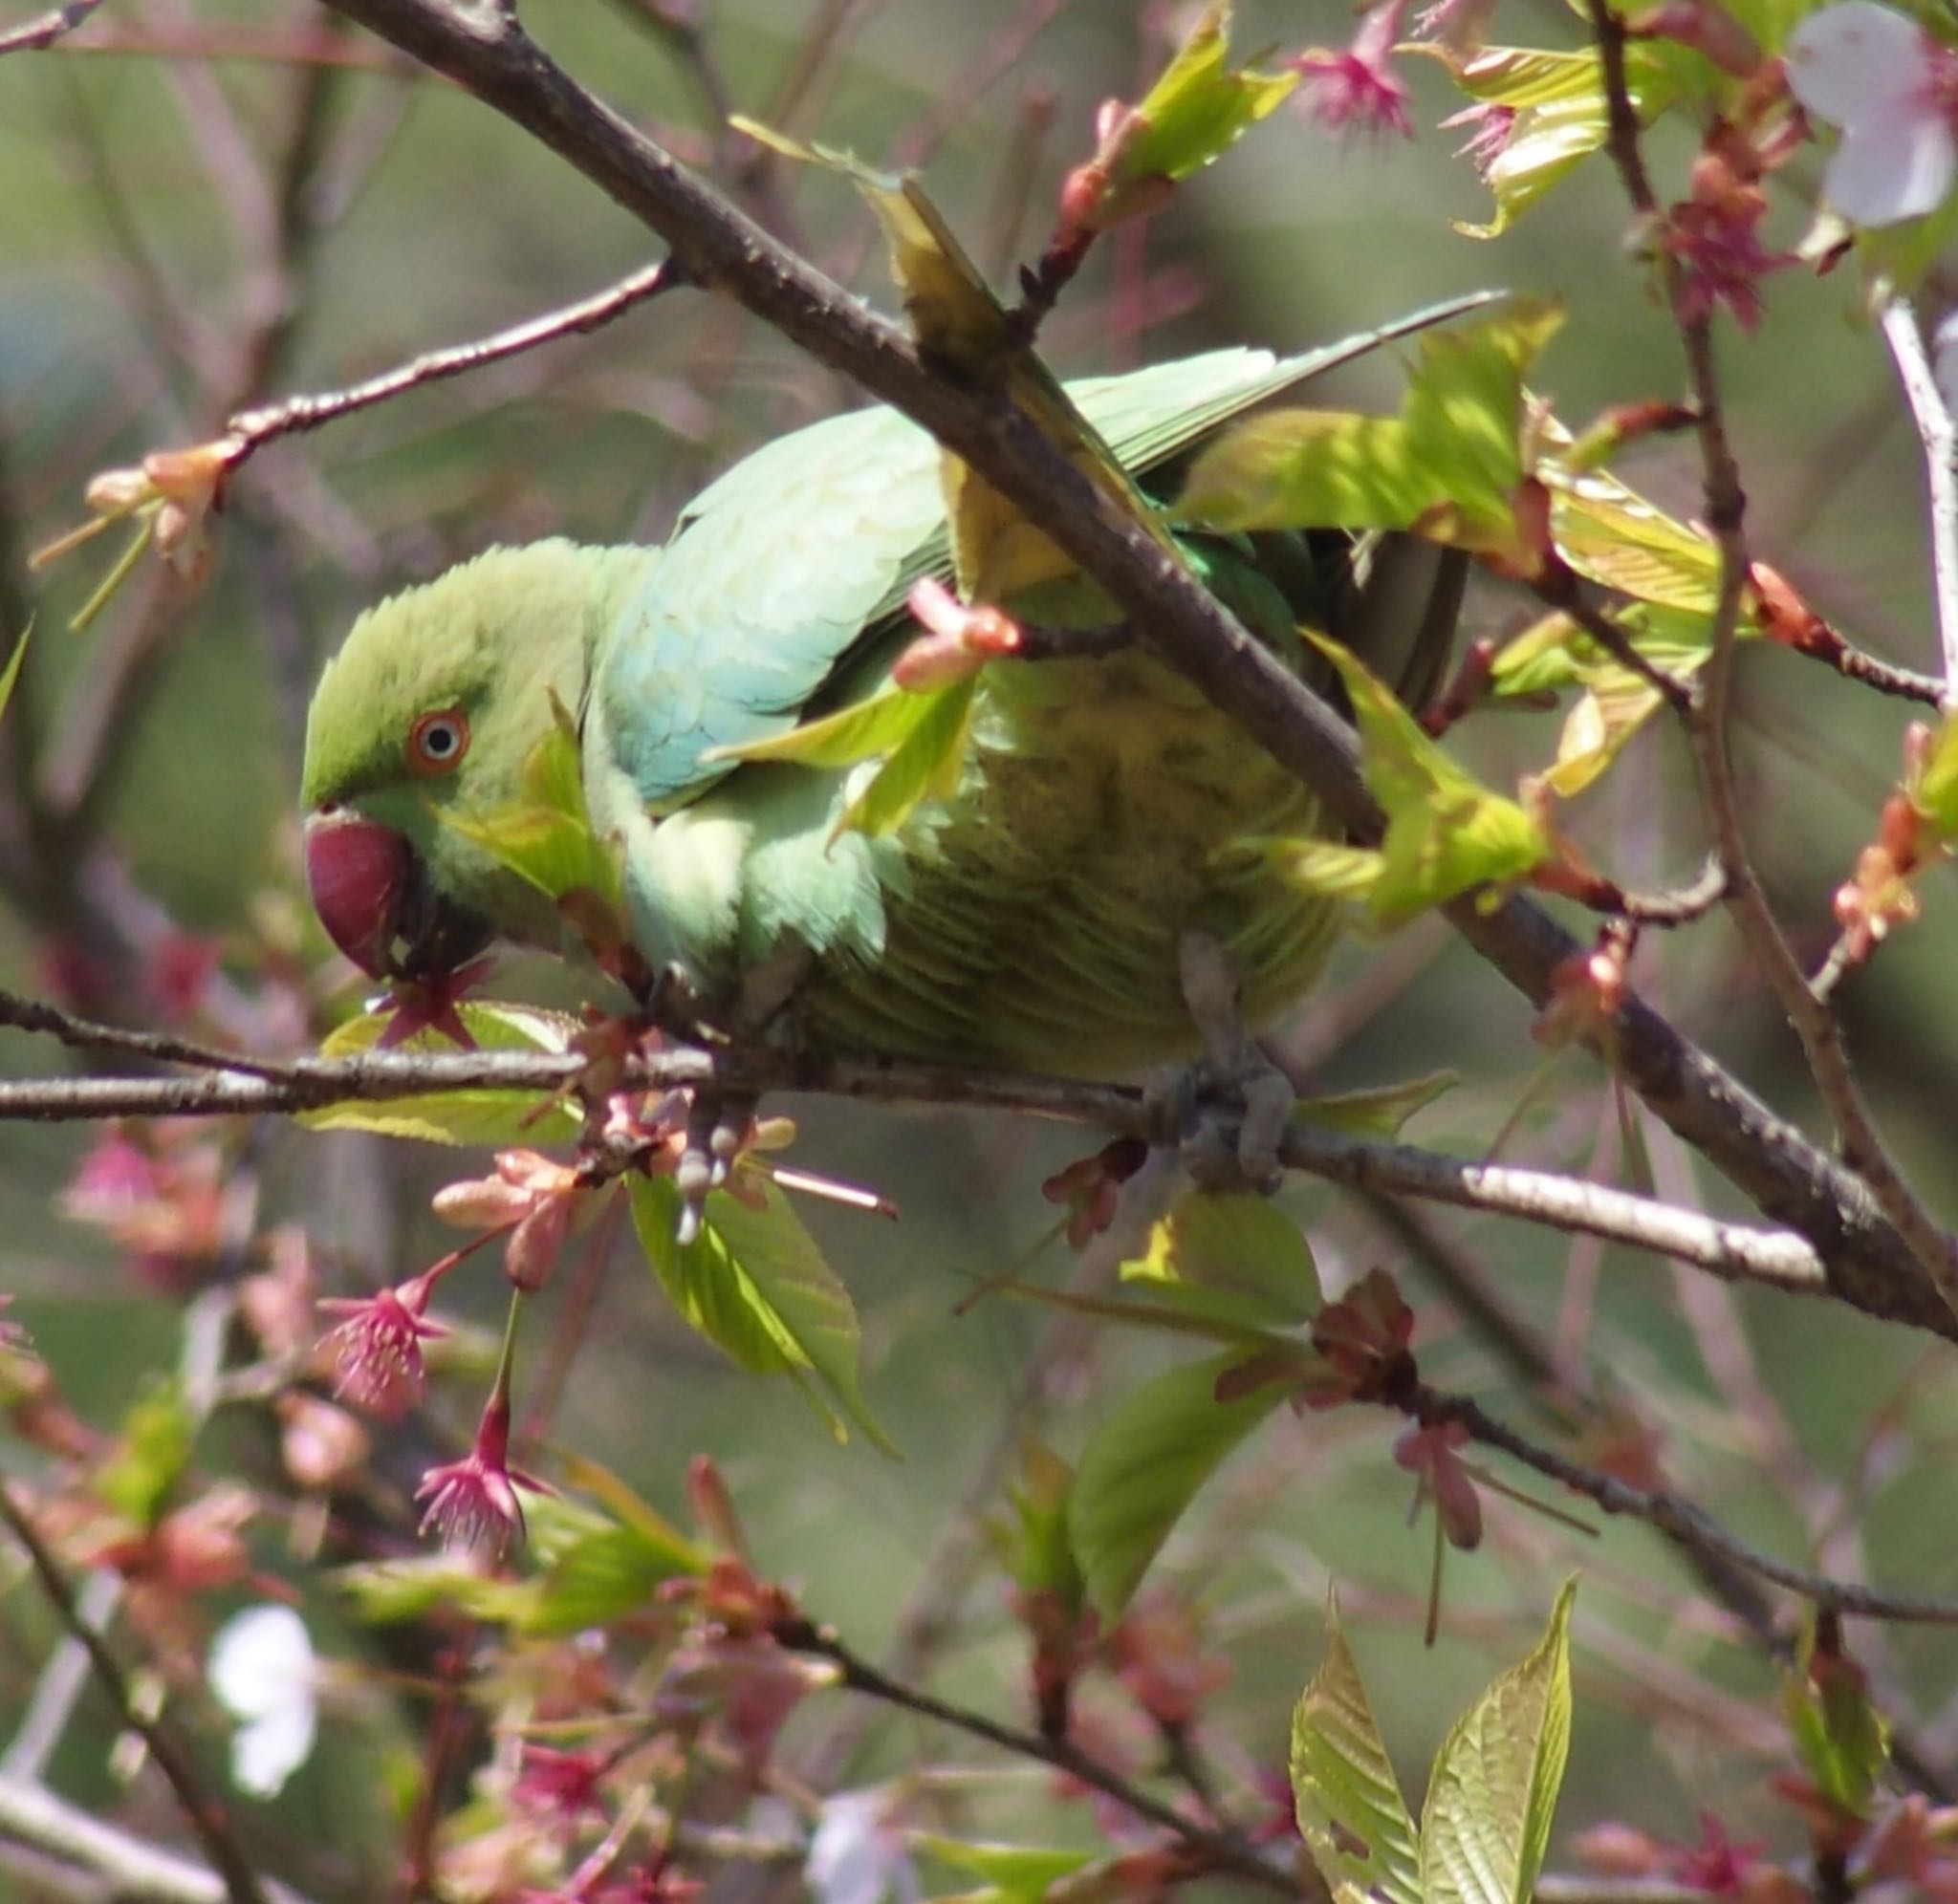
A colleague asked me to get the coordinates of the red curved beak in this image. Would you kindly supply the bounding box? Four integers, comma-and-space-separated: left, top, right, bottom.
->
305, 808, 412, 980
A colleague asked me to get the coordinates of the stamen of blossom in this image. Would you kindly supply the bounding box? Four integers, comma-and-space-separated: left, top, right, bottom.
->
416, 1388, 548, 1558
1441, 101, 1515, 180
1292, 0, 1414, 140
317, 1272, 447, 1417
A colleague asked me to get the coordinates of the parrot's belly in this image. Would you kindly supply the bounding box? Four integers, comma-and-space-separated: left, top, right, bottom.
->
801, 653, 1338, 1077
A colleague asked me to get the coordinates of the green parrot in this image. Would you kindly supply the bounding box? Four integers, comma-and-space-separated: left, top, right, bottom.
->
300, 321, 1465, 1099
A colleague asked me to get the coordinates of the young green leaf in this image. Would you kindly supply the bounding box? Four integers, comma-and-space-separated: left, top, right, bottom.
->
834, 677, 978, 840
519, 1493, 706, 1637
627, 1176, 894, 1454
1311, 631, 1553, 924
1112, 0, 1299, 189
1419, 1578, 1577, 1904
1291, 1591, 1424, 1904
300, 1003, 578, 1145
913, 1837, 1098, 1904
1069, 1349, 1287, 1616
438, 714, 623, 913
1121, 1188, 1320, 1326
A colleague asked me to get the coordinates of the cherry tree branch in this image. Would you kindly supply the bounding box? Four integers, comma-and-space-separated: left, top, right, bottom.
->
0, 0, 101, 56
772, 1613, 1304, 1895
1411, 1380, 1958, 1625
219, 256, 683, 475
0, 1022, 1868, 1311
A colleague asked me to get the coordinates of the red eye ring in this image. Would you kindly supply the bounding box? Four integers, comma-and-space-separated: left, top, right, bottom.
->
407, 706, 470, 776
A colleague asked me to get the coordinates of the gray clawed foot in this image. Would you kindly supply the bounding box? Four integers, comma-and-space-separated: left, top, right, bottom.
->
675, 1089, 758, 1246
1162, 930, 1297, 1194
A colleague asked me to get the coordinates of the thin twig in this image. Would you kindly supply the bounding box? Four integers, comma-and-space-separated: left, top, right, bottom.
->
222, 256, 685, 473
773, 1616, 1302, 1896
0, 1485, 272, 1904
1880, 296, 1958, 702
1411, 1382, 1958, 1625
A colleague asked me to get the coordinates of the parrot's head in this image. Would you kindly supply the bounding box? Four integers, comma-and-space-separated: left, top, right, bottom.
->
300, 539, 655, 983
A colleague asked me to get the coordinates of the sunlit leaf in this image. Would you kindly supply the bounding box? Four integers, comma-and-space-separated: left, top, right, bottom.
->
1069, 1349, 1286, 1615
628, 1176, 893, 1453
1419, 1578, 1577, 1904
1783, 1624, 1889, 1815
1311, 631, 1553, 923
1175, 410, 1437, 534
1113, 0, 1298, 187
520, 1493, 705, 1636
914, 1837, 1098, 1904
1122, 1189, 1320, 1326
334, 1555, 533, 1627
835, 678, 978, 839
300, 1003, 577, 1145
438, 712, 622, 912
1913, 711, 1958, 834
1292, 1591, 1423, 1904
1548, 469, 1719, 611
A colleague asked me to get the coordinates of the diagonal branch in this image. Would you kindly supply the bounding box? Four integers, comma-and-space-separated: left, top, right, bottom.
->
1880, 295, 1958, 700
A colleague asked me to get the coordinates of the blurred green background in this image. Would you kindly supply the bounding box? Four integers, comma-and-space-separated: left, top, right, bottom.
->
2, 1, 1956, 1897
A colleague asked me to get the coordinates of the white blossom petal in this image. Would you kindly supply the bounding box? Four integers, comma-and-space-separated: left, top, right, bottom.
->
208, 1605, 317, 1797
1826, 117, 1957, 225
807, 1791, 918, 1904
1785, 2, 1928, 125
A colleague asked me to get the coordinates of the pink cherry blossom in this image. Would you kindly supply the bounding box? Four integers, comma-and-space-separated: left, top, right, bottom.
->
1292, 0, 1414, 140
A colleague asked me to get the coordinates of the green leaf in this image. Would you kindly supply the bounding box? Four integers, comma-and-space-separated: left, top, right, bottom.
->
439, 712, 622, 912
1114, 0, 1298, 187
520, 1493, 705, 1636
628, 1175, 893, 1453
1069, 1349, 1286, 1616
1006, 1439, 1083, 1606
97, 1378, 195, 1527
706, 683, 940, 770
0, 621, 32, 727
1402, 301, 1564, 557
1121, 1189, 1319, 1326
1548, 468, 1719, 612
1915, 712, 1958, 834
1295, 1071, 1456, 1138
834, 678, 977, 839
1311, 631, 1553, 924
915, 1838, 1098, 1903
334, 1555, 533, 1627
1176, 304, 1562, 565
299, 1002, 577, 1145
1175, 411, 1438, 534
1254, 837, 1387, 904
1783, 1627, 1889, 1815
1291, 1591, 1423, 1904
1419, 1578, 1577, 1904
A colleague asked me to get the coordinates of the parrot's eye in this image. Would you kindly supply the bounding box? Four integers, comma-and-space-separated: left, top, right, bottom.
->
407, 707, 470, 775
